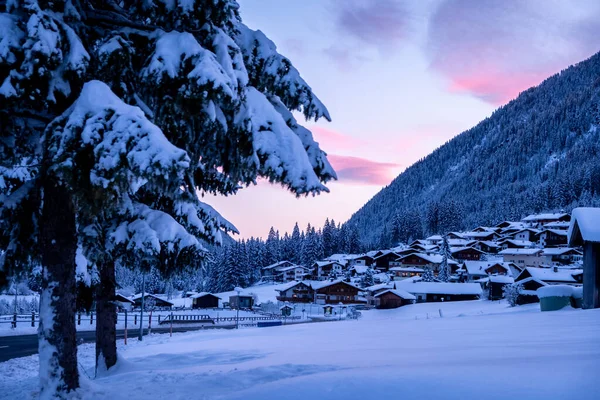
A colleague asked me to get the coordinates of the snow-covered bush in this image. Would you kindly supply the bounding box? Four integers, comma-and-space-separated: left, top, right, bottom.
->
503, 283, 523, 307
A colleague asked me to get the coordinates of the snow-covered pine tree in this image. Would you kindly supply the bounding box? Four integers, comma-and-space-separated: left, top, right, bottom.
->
421, 267, 435, 282
290, 223, 302, 264
438, 234, 451, 282
1, 0, 336, 396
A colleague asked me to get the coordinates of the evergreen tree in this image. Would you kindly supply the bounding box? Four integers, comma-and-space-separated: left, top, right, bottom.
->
438, 235, 451, 282
421, 267, 435, 282
0, 1, 336, 394
290, 223, 302, 264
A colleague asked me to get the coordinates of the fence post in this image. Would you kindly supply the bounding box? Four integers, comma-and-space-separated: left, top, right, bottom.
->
148, 310, 152, 335
12, 313, 16, 328
158, 315, 161, 325
31, 312, 35, 327
134, 314, 137, 326
124, 310, 128, 346
90, 312, 94, 325
77, 313, 81, 326
170, 312, 173, 337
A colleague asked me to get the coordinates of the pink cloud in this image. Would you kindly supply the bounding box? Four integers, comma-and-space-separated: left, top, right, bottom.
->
427, 0, 600, 105
311, 126, 366, 151
328, 154, 401, 186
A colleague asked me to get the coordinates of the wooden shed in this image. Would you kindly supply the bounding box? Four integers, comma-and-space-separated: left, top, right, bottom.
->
568, 208, 600, 309
191, 293, 220, 309
229, 294, 254, 310
374, 289, 416, 309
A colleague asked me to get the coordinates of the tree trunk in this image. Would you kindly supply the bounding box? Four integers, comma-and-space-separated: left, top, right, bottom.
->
39, 177, 79, 398
95, 259, 117, 373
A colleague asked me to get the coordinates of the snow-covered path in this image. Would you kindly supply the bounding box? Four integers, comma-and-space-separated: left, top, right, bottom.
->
1, 301, 599, 400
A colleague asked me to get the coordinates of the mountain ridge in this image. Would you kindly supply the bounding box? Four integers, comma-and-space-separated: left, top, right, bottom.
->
347, 50, 600, 247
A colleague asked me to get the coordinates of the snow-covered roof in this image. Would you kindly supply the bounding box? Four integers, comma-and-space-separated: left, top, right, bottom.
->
398, 253, 458, 265
131, 293, 174, 305
365, 282, 394, 292
463, 261, 501, 275
537, 285, 575, 299
489, 275, 514, 284
262, 260, 295, 270
311, 279, 362, 291
275, 280, 310, 292
499, 239, 535, 247
374, 289, 416, 300
543, 221, 570, 229
569, 207, 600, 244
522, 213, 569, 222
450, 246, 484, 254
478, 240, 501, 248
425, 235, 443, 241
190, 292, 220, 299
397, 281, 482, 296
277, 265, 306, 272
115, 293, 135, 303
389, 266, 424, 272
541, 247, 581, 256
519, 267, 582, 283
499, 248, 543, 256
352, 265, 369, 274
462, 231, 496, 238
314, 260, 343, 267
540, 229, 568, 236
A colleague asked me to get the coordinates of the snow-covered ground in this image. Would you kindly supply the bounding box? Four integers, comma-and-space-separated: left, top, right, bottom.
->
1, 299, 599, 400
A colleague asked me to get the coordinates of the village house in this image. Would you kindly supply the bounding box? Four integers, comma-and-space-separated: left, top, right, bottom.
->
396, 281, 482, 303
229, 294, 254, 309
425, 234, 443, 245
374, 289, 416, 309
459, 261, 512, 282
522, 213, 571, 228
373, 250, 404, 272
132, 293, 174, 310
538, 229, 568, 247
311, 279, 364, 304
450, 246, 485, 261
473, 240, 501, 254
389, 266, 424, 280
191, 293, 220, 309
261, 260, 297, 282
499, 239, 535, 249
312, 261, 344, 280
278, 265, 310, 282
395, 253, 459, 273
499, 248, 544, 267
115, 293, 135, 311
363, 282, 395, 306
275, 281, 314, 303
347, 254, 374, 267
509, 228, 541, 243
514, 266, 583, 304
462, 231, 499, 241
541, 248, 583, 265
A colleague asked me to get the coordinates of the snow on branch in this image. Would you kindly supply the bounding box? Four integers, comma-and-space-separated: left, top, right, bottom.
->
235, 87, 329, 195
234, 22, 331, 122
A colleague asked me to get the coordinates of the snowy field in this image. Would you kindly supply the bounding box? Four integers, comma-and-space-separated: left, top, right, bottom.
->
1, 300, 599, 400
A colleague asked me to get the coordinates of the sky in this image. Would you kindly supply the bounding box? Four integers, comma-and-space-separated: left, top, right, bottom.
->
204, 0, 600, 239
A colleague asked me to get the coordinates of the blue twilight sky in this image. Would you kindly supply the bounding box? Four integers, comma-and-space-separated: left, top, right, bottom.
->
204, 0, 600, 239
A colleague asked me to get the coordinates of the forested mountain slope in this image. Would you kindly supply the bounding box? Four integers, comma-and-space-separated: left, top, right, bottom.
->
348, 50, 600, 247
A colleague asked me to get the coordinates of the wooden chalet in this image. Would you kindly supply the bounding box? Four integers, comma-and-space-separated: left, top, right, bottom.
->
276, 281, 314, 303
115, 293, 135, 311
539, 229, 568, 247
541, 248, 582, 265
312, 261, 344, 280
397, 282, 482, 303
374, 289, 416, 309
191, 293, 220, 309
261, 260, 297, 281
510, 228, 541, 243
474, 240, 501, 254
450, 246, 485, 261
488, 275, 514, 300
312, 279, 364, 304
522, 213, 570, 228
373, 251, 403, 272
132, 293, 174, 310
396, 253, 459, 273
389, 266, 424, 280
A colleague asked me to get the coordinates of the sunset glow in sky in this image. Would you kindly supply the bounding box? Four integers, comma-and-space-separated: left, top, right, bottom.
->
204, 0, 600, 239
